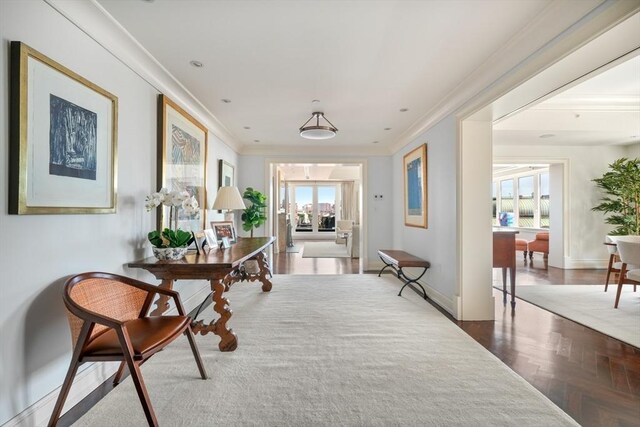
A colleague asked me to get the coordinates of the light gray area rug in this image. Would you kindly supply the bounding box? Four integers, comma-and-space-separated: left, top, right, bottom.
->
513, 285, 640, 348
302, 241, 350, 258
74, 275, 576, 426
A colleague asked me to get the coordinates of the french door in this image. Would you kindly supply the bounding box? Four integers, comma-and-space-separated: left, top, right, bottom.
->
290, 183, 338, 235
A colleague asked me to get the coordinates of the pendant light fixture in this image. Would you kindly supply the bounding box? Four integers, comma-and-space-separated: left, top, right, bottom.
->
299, 111, 338, 140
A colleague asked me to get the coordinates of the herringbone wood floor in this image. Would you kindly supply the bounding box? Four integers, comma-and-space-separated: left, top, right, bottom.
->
463, 261, 640, 427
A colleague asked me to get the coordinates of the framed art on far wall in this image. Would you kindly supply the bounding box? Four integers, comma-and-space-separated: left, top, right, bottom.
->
9, 41, 118, 214
218, 159, 235, 188
403, 144, 428, 228
158, 94, 207, 231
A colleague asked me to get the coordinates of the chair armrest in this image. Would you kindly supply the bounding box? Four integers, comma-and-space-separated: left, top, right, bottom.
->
63, 297, 124, 330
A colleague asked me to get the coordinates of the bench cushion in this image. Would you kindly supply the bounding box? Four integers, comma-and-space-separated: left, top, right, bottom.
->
378, 250, 431, 268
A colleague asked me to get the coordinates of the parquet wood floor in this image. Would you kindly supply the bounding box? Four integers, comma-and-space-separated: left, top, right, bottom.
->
59, 255, 639, 426
468, 262, 640, 427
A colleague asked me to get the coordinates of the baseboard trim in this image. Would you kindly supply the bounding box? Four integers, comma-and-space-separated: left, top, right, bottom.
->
2, 285, 212, 427
2, 362, 119, 427
563, 258, 608, 269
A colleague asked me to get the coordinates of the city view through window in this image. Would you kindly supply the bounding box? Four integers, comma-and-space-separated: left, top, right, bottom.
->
293, 185, 336, 232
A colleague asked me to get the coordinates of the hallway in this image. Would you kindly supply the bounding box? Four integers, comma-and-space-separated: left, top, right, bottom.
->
272, 239, 361, 275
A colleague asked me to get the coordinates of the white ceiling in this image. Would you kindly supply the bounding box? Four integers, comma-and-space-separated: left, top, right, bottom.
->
278, 164, 361, 181
493, 54, 640, 146
97, 0, 556, 152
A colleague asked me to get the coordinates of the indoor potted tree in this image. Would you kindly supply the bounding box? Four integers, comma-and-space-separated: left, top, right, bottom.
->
592, 157, 640, 235
241, 187, 267, 238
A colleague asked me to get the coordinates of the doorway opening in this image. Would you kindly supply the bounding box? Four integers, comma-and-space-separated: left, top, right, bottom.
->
267, 162, 365, 274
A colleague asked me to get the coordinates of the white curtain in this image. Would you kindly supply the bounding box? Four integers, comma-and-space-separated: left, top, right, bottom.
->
341, 181, 359, 224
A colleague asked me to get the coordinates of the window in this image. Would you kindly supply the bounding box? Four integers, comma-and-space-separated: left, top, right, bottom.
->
493, 167, 549, 229
290, 183, 337, 233
540, 172, 549, 229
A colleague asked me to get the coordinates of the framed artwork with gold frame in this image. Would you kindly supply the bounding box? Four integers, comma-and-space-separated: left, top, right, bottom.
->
9, 41, 118, 214
158, 94, 208, 231
403, 144, 427, 228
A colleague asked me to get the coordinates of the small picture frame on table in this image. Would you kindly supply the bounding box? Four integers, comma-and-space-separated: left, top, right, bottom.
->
211, 221, 236, 244
192, 231, 207, 254
219, 237, 231, 249
203, 229, 217, 251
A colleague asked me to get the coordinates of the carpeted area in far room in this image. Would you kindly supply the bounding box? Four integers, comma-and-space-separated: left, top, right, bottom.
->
74, 275, 576, 426
301, 241, 350, 258
501, 284, 640, 348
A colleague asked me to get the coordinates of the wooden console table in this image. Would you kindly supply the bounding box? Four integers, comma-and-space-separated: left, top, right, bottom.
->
128, 236, 275, 352
493, 230, 518, 308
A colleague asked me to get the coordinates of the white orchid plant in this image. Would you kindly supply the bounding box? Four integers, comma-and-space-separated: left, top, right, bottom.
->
145, 188, 200, 248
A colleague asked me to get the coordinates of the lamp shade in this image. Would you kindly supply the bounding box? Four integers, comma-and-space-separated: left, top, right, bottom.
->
212, 186, 246, 210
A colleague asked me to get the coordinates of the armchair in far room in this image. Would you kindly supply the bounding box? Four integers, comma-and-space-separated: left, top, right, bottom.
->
336, 220, 354, 244
527, 231, 549, 260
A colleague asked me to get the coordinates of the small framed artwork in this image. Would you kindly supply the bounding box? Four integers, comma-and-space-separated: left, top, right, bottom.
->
403, 144, 428, 228
203, 229, 217, 250
192, 231, 207, 254
211, 221, 236, 244
9, 41, 118, 214
218, 159, 235, 188
158, 94, 208, 231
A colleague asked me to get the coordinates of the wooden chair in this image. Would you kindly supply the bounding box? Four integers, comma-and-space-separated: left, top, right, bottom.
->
604, 235, 620, 291
48, 272, 208, 427
613, 239, 640, 308
604, 235, 639, 292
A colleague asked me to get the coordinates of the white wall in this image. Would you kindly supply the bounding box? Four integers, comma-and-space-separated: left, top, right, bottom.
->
392, 115, 459, 313
494, 143, 639, 268
0, 1, 237, 424
237, 155, 393, 268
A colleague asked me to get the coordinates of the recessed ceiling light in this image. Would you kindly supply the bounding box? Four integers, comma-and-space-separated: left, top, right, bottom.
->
254, 139, 260, 143
142, 0, 155, 2
399, 108, 409, 112
312, 99, 320, 103
243, 126, 251, 130
189, 60, 204, 68
539, 134, 555, 138
384, 127, 392, 131
221, 99, 231, 103
372, 141, 380, 144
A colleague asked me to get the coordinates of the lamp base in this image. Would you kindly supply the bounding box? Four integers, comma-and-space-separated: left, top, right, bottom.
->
224, 211, 235, 222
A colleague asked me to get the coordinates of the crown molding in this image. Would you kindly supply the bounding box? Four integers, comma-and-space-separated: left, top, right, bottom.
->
44, 0, 241, 153
390, 0, 639, 155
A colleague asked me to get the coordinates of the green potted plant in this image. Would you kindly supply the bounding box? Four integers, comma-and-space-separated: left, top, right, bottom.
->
592, 157, 640, 235
145, 188, 199, 259
241, 187, 267, 238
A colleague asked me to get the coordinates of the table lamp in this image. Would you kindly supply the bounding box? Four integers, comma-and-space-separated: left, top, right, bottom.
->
212, 186, 246, 221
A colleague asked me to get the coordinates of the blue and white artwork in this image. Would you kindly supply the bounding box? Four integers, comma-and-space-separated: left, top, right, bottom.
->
171, 124, 200, 165
49, 94, 97, 180
407, 157, 423, 215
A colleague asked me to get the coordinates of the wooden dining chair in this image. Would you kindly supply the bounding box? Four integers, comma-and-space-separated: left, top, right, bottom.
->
603, 235, 620, 292
48, 272, 208, 427
613, 239, 640, 308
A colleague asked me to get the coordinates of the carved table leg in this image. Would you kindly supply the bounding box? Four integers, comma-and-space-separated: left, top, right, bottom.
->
211, 279, 237, 352
255, 251, 273, 292
150, 279, 173, 316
